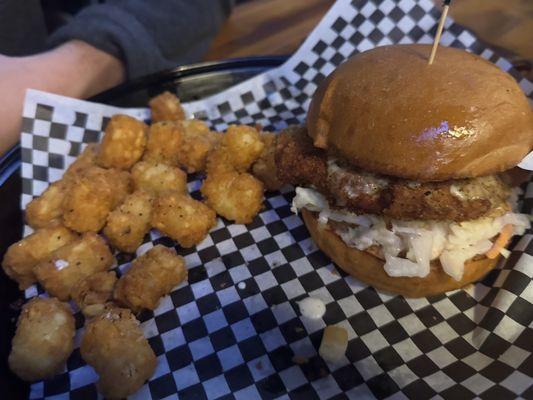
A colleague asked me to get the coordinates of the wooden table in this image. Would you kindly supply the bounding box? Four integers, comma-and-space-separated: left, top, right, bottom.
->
205, 0, 335, 61
205, 0, 533, 79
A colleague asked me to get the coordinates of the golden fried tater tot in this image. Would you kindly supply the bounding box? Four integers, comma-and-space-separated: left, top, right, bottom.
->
181, 119, 210, 136
208, 130, 222, 146
202, 125, 266, 223
103, 191, 153, 253
252, 133, 283, 191
2, 225, 78, 289
177, 120, 221, 173
151, 191, 216, 248
25, 179, 69, 229
34, 232, 115, 301
62, 175, 112, 233
221, 125, 264, 172
64, 143, 99, 179
202, 170, 264, 224
62, 166, 131, 233
205, 145, 234, 175
131, 161, 187, 195
71, 271, 117, 317
142, 121, 183, 165
81, 307, 156, 400
9, 298, 75, 381
105, 168, 132, 208
114, 245, 187, 312
97, 115, 148, 170
149, 91, 186, 122
178, 135, 214, 173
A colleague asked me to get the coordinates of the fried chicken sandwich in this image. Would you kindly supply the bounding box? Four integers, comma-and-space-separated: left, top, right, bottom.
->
276, 44, 532, 297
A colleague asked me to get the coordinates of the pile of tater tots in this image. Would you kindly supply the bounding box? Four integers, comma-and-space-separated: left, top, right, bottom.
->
2, 92, 281, 399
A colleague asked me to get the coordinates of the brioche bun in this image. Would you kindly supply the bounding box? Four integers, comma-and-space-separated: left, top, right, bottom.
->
307, 44, 533, 182
302, 209, 500, 297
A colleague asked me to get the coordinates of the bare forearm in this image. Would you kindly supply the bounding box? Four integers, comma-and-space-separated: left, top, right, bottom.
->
32, 40, 125, 99
0, 41, 124, 155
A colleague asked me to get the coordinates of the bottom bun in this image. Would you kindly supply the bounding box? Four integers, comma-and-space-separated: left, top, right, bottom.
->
302, 209, 500, 298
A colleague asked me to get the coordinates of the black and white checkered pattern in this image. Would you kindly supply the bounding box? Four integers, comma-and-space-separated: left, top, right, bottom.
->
20, 0, 532, 398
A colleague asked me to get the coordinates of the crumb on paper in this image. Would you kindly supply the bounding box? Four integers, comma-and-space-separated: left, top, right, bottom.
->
292, 355, 309, 365
319, 325, 348, 364
298, 297, 326, 319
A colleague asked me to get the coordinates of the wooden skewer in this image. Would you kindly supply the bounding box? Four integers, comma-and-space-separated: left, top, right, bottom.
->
428, 0, 452, 65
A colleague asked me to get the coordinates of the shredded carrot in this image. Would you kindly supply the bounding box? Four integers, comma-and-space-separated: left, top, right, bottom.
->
485, 224, 514, 259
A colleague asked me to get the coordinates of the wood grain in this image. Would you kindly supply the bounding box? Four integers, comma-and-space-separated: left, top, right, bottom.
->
205, 0, 334, 60
447, 0, 533, 61
443, 0, 533, 78
205, 0, 532, 78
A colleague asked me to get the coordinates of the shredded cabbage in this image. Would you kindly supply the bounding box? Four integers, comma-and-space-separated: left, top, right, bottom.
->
292, 187, 530, 281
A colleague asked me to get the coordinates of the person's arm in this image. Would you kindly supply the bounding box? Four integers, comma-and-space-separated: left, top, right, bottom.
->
0, 0, 233, 155
0, 41, 124, 155
47, 0, 235, 79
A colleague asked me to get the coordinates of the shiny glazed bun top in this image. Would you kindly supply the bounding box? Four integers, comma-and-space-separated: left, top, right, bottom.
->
307, 44, 533, 181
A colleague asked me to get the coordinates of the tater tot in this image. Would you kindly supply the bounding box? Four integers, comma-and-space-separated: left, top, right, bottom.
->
151, 191, 216, 248
181, 119, 210, 136
9, 298, 75, 381
62, 173, 113, 233
114, 245, 187, 312
202, 170, 264, 224
177, 120, 221, 173
71, 271, 117, 317
105, 168, 132, 208
205, 145, 234, 175
177, 135, 214, 173
34, 232, 115, 301
143, 121, 183, 165
97, 115, 148, 169
81, 307, 156, 400
62, 166, 131, 233
64, 143, 99, 179
131, 161, 187, 195
221, 125, 264, 172
149, 91, 186, 122
208, 129, 223, 147
25, 179, 69, 229
103, 191, 153, 253
252, 133, 283, 191
2, 225, 78, 289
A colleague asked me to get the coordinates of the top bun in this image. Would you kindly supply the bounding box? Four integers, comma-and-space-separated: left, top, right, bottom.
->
307, 44, 533, 181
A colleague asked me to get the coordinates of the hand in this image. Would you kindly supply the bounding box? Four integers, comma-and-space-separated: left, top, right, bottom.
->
0, 41, 125, 155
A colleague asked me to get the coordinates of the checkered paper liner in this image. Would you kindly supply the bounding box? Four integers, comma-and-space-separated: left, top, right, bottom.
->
18, 0, 532, 399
